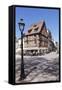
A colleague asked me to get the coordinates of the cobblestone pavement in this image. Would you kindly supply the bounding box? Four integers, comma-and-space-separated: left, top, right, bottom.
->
15, 52, 59, 83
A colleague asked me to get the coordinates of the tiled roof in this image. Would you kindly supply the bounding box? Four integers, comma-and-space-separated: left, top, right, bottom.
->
25, 20, 45, 35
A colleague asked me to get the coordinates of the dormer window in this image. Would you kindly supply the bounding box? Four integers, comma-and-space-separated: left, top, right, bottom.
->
34, 27, 39, 31
28, 29, 32, 33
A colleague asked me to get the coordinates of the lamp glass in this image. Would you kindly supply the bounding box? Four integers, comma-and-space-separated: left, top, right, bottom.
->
19, 23, 24, 31
18, 19, 25, 31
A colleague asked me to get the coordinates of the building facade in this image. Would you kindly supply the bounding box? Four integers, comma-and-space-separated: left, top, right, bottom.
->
16, 20, 55, 55
23, 21, 55, 55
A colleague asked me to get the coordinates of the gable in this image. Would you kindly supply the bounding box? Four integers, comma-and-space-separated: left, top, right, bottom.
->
39, 21, 47, 35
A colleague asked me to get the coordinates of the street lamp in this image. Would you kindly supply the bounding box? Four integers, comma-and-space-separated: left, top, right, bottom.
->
18, 19, 25, 80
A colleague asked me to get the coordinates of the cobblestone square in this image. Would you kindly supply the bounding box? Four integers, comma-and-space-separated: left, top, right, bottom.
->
15, 51, 59, 83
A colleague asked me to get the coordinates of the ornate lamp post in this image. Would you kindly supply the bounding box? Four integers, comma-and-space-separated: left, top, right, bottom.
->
18, 19, 25, 80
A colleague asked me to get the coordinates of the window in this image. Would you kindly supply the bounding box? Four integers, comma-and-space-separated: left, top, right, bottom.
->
27, 36, 28, 44
28, 29, 32, 33
34, 27, 38, 31
42, 41, 44, 46
34, 35, 36, 44
41, 36, 45, 41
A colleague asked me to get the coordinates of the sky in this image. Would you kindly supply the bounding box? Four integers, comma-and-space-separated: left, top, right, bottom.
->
16, 6, 59, 42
